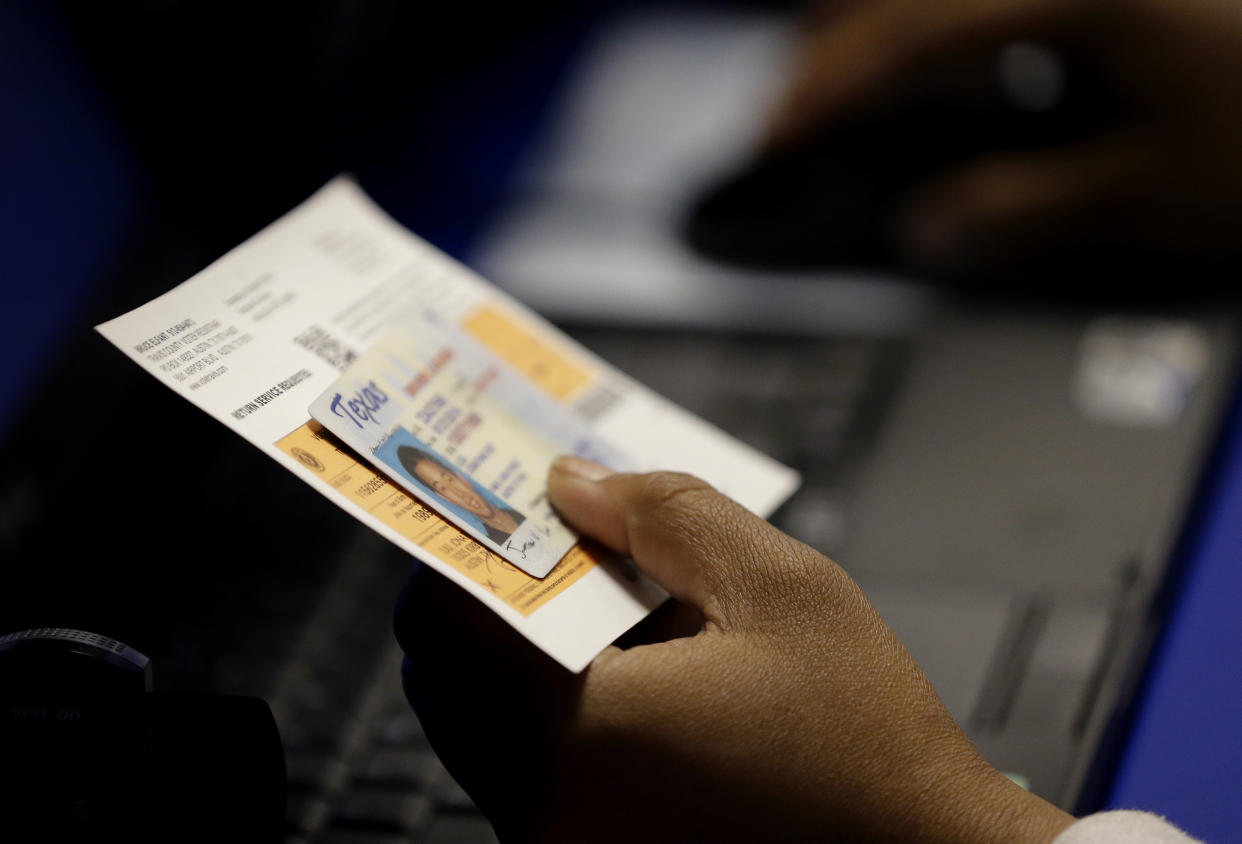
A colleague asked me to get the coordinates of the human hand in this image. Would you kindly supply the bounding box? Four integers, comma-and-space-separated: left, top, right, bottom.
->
768, 0, 1242, 273
396, 458, 1073, 843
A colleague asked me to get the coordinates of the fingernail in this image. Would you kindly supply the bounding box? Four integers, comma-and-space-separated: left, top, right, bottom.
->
551, 455, 614, 482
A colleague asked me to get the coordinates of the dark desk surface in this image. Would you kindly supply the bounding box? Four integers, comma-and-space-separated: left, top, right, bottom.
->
1107, 380, 1242, 842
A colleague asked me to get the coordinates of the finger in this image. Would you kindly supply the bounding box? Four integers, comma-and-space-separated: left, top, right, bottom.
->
768, 0, 1084, 145
897, 129, 1158, 271
548, 457, 789, 624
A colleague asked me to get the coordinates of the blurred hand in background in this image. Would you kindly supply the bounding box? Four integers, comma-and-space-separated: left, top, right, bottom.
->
769, 0, 1242, 272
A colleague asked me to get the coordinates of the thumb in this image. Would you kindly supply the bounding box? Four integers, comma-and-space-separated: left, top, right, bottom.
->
548, 457, 776, 626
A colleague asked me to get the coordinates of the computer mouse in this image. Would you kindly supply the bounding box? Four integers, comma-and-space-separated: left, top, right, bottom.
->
682, 42, 1114, 272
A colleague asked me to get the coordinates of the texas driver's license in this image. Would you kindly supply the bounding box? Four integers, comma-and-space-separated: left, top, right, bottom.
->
309, 308, 633, 578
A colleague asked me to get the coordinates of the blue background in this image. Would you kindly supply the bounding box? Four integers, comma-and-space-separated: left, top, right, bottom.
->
1106, 385, 1242, 840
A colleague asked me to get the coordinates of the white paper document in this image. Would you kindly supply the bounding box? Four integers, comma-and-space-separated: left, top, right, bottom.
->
96, 177, 799, 671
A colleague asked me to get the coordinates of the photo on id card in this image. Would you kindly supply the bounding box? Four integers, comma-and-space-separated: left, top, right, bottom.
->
376, 427, 527, 547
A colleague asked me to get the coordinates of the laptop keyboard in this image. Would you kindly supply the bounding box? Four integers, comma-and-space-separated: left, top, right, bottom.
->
200, 523, 500, 844
207, 329, 903, 843
569, 328, 908, 556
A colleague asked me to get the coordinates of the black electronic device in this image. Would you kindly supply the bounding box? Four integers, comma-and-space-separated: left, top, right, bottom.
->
0, 628, 285, 841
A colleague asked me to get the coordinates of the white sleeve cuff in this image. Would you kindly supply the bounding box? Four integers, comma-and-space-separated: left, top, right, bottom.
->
1052, 810, 1203, 844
